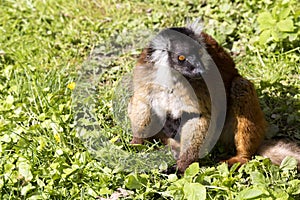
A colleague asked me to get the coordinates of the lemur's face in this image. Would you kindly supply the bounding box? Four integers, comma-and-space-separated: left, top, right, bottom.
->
168, 39, 205, 79
149, 28, 209, 79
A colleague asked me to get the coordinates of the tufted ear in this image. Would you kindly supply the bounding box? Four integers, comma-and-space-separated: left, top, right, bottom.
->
149, 34, 170, 66
186, 18, 203, 37
149, 33, 170, 52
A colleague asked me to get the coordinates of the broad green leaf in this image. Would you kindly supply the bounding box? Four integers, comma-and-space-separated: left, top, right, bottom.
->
184, 162, 200, 177
99, 187, 112, 195
271, 29, 280, 41
237, 187, 267, 199
280, 156, 297, 171
169, 178, 186, 189
4, 163, 15, 173
125, 174, 142, 190
217, 162, 229, 176
272, 5, 280, 20
183, 183, 206, 200
259, 29, 271, 44
4, 163, 15, 182
277, 19, 294, 32
272, 190, 289, 199
287, 180, 300, 195
279, 7, 291, 19
250, 171, 267, 185
280, 32, 289, 39
257, 12, 276, 30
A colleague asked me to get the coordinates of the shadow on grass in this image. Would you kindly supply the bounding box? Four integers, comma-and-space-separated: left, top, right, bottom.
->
258, 80, 300, 141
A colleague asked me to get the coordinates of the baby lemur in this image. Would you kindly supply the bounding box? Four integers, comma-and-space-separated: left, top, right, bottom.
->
128, 21, 300, 173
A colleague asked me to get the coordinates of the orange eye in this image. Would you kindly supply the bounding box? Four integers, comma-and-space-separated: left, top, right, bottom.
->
178, 55, 186, 61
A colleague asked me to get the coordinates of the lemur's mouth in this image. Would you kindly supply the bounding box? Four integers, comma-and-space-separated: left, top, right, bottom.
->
182, 72, 203, 80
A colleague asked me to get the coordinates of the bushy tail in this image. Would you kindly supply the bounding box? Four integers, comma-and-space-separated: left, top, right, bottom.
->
257, 139, 300, 170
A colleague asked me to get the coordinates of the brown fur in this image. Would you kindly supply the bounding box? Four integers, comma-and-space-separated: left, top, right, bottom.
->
128, 31, 299, 172
200, 32, 238, 93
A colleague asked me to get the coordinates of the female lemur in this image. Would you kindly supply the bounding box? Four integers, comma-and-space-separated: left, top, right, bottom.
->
128, 21, 300, 173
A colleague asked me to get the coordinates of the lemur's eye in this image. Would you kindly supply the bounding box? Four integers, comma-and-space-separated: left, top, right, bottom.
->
178, 55, 186, 61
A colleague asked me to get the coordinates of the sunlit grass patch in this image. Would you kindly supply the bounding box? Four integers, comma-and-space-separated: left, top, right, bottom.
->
0, 0, 299, 199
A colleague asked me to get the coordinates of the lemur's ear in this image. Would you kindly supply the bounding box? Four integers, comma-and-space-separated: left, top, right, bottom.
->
186, 18, 203, 37
149, 33, 170, 52
149, 34, 170, 66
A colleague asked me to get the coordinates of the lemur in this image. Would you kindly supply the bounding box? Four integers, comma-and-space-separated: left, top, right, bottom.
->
127, 20, 300, 173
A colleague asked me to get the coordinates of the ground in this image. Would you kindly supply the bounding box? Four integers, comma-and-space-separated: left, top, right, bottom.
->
0, 0, 299, 199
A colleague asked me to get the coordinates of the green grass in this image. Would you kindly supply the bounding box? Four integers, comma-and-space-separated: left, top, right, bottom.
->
0, 0, 299, 199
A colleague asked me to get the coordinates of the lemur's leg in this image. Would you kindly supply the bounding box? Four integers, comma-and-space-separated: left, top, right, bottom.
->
175, 117, 210, 172
128, 94, 170, 144
226, 76, 267, 166
128, 94, 151, 144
